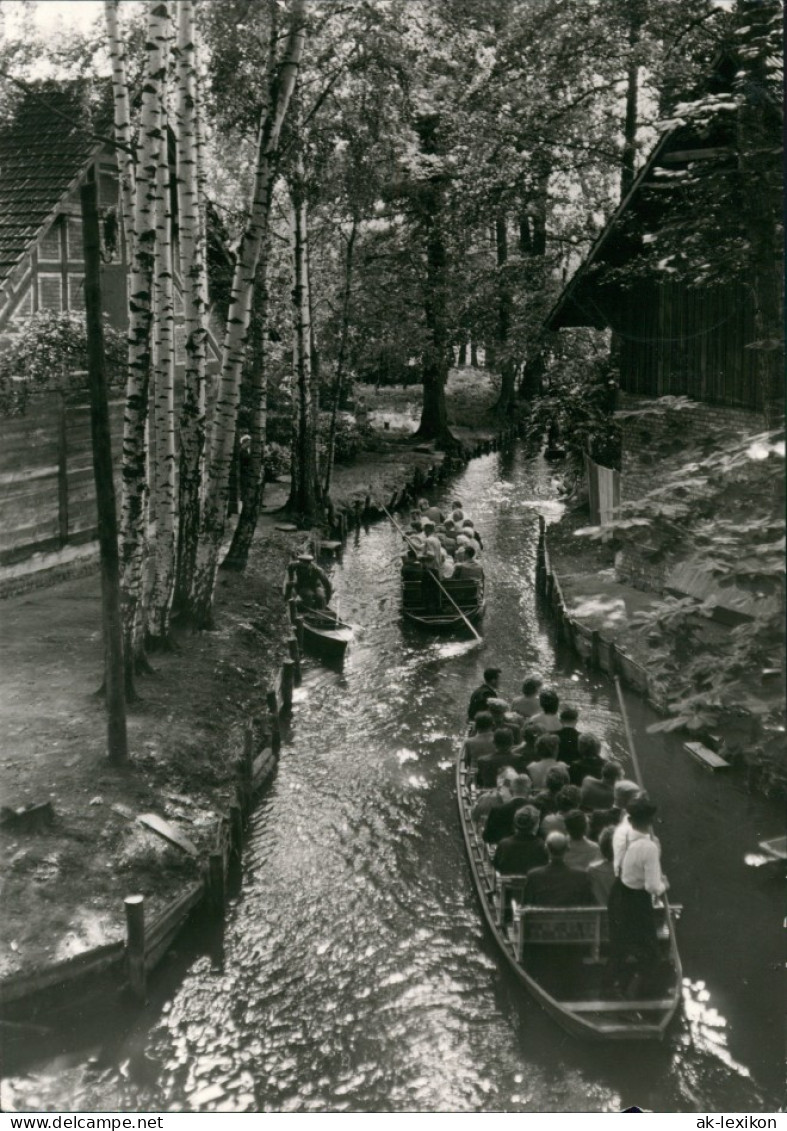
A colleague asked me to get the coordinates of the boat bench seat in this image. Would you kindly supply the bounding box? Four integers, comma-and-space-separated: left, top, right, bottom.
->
512, 904, 609, 963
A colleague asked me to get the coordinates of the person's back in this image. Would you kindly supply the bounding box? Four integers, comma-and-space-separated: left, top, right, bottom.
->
463, 711, 495, 770
563, 809, 603, 871
526, 734, 563, 789
587, 826, 615, 905
477, 728, 527, 788
557, 706, 580, 765
570, 731, 605, 787
589, 779, 640, 841
540, 784, 581, 837
581, 758, 623, 811
511, 676, 543, 719
471, 767, 517, 827
483, 774, 532, 845
494, 806, 548, 876
530, 687, 562, 733
523, 832, 594, 906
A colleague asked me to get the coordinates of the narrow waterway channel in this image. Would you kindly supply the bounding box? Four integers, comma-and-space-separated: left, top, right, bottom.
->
4, 449, 783, 1113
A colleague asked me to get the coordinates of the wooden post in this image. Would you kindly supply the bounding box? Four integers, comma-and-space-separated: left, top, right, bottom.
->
208, 852, 225, 917
229, 803, 243, 854
124, 894, 146, 1002
281, 659, 295, 709
80, 173, 127, 766
608, 641, 618, 677
590, 629, 601, 670
288, 597, 299, 624
294, 614, 304, 650
56, 392, 69, 545
288, 634, 301, 685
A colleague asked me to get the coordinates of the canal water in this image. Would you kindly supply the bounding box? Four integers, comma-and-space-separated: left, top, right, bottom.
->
3, 448, 783, 1113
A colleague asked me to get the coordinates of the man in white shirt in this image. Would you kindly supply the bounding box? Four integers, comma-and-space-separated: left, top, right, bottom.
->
607, 794, 668, 997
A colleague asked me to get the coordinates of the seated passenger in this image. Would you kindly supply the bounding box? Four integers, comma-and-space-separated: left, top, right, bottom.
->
437, 519, 458, 556
563, 809, 603, 871
418, 497, 443, 525
587, 826, 615, 905
580, 758, 623, 811
557, 705, 580, 766
471, 766, 518, 829
570, 731, 605, 787
401, 548, 423, 579
451, 508, 465, 525
483, 774, 533, 845
530, 687, 562, 733
293, 552, 332, 610
541, 784, 582, 835
589, 778, 640, 842
494, 805, 548, 876
519, 721, 544, 759
463, 710, 495, 770
522, 831, 594, 906
511, 676, 543, 720
532, 764, 571, 817
526, 734, 566, 790
476, 728, 527, 789
461, 518, 483, 551
487, 698, 522, 745
453, 542, 484, 580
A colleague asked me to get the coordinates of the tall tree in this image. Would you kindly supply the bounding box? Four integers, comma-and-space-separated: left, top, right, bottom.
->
147, 8, 177, 647
172, 0, 209, 608
189, 0, 307, 627
109, 0, 170, 690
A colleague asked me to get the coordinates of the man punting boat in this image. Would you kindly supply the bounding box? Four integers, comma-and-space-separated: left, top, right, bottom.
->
457, 669, 682, 1041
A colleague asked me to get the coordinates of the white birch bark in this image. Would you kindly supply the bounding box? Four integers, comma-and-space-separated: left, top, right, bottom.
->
103, 0, 136, 250
148, 19, 177, 644
113, 0, 169, 681
173, 0, 209, 608
288, 153, 319, 519
189, 0, 307, 626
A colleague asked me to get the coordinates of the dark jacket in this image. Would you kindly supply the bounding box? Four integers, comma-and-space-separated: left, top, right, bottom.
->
494, 833, 549, 876
580, 776, 615, 811
483, 796, 530, 845
467, 681, 497, 720
557, 725, 580, 765
589, 804, 624, 842
476, 751, 528, 790
523, 860, 594, 906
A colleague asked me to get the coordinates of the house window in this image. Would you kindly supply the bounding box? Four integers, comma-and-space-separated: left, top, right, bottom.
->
68, 274, 86, 311
39, 220, 62, 262
38, 273, 63, 311
67, 217, 84, 261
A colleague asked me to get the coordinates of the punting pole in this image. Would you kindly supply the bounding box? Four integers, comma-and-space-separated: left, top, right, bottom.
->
380, 503, 483, 644
614, 676, 644, 789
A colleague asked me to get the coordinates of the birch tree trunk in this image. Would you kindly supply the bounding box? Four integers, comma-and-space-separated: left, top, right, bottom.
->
113, 0, 169, 690
103, 0, 136, 246
147, 40, 178, 647
222, 233, 272, 571
287, 158, 320, 521
172, 0, 209, 610
188, 0, 307, 627
494, 212, 516, 415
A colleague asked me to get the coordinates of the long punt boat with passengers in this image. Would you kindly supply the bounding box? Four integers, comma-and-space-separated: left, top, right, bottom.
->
401, 572, 485, 629
456, 746, 683, 1041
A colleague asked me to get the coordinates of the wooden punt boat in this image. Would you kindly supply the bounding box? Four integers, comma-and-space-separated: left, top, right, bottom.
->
401, 574, 485, 630
456, 749, 683, 1041
300, 606, 353, 659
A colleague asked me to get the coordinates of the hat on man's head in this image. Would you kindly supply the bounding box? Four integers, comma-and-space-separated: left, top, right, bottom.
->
297, 552, 315, 563
613, 779, 641, 806
421, 518, 435, 530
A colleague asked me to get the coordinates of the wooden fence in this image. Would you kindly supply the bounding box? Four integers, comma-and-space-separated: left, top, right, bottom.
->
0, 391, 123, 566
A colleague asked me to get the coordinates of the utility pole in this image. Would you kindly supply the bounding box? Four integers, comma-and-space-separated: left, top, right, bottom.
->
80, 169, 129, 764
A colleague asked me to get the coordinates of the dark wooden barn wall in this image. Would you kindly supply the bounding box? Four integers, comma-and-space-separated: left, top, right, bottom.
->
613, 280, 761, 410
